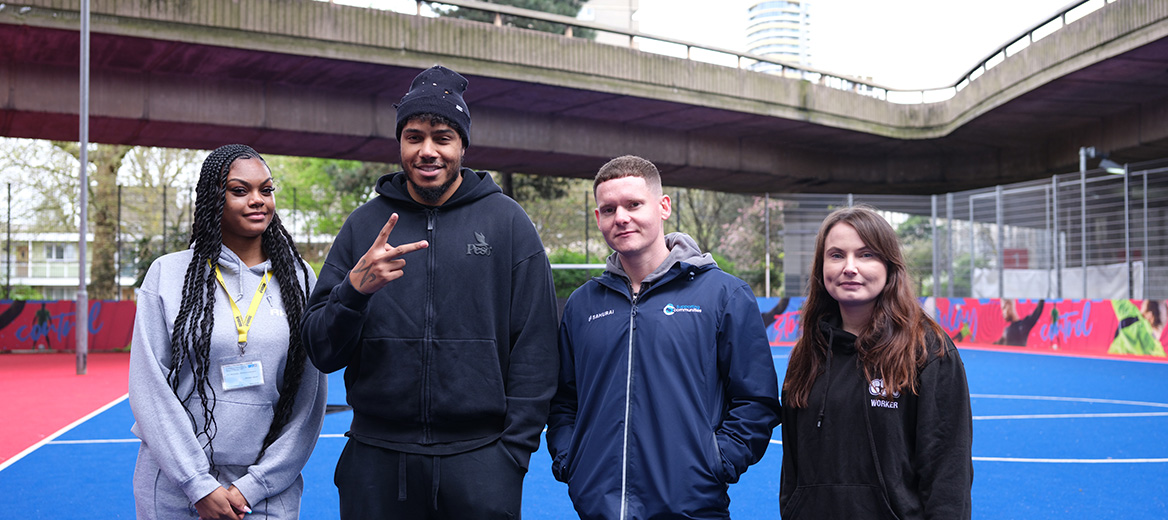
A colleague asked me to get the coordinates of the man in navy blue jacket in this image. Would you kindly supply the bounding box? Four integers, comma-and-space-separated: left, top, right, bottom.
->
302, 65, 559, 519
548, 155, 781, 519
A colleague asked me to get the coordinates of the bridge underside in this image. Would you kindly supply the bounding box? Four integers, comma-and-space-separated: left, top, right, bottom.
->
3, 3, 1168, 194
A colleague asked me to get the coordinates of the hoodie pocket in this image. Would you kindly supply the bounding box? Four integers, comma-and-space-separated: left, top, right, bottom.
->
346, 338, 424, 421
782, 484, 900, 520
205, 399, 274, 466
429, 338, 507, 423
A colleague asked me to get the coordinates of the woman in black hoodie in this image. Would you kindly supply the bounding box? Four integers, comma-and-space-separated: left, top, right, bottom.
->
780, 205, 973, 519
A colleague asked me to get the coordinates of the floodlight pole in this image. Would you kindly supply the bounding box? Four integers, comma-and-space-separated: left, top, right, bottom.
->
76, 0, 90, 375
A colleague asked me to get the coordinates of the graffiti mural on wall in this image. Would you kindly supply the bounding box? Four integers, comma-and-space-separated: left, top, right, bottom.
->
935, 298, 1167, 358
0, 300, 136, 352
758, 297, 1168, 361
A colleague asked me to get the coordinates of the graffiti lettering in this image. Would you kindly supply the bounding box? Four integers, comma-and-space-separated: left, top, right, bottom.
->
1040, 301, 1093, 341
16, 311, 77, 343
938, 303, 978, 338
769, 312, 802, 343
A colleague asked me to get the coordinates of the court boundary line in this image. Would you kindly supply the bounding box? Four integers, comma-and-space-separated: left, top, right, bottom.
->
971, 393, 1168, 409
0, 393, 129, 472
973, 456, 1168, 463
976, 412, 1168, 420
957, 344, 1168, 364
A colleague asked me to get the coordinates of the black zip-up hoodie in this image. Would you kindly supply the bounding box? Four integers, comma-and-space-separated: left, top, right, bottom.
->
779, 317, 973, 519
302, 169, 558, 467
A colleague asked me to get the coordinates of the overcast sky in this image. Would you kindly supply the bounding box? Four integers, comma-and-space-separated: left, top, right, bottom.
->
333, 0, 1084, 89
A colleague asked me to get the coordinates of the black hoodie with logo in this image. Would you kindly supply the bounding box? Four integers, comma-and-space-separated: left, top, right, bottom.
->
302, 168, 558, 468
779, 318, 973, 519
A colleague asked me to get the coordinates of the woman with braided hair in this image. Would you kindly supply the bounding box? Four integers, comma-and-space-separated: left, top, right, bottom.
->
129, 144, 326, 520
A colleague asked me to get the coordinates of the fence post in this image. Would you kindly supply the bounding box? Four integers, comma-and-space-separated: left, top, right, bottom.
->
946, 193, 953, 297
583, 190, 589, 264
931, 194, 938, 298
1079, 147, 1089, 300
5, 183, 10, 300
116, 184, 122, 300
996, 185, 1004, 299
1143, 169, 1149, 300
1053, 175, 1061, 299
1123, 164, 1130, 298
968, 199, 974, 299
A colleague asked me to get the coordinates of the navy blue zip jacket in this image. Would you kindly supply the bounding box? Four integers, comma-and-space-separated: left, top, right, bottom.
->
301, 169, 558, 467
548, 233, 781, 520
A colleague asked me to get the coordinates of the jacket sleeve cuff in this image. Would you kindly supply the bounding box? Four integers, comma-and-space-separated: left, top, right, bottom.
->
181, 473, 224, 505
336, 274, 375, 309
232, 472, 269, 509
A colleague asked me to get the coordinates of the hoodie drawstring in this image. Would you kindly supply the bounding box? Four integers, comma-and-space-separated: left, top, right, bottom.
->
395, 454, 441, 510
397, 455, 408, 501
816, 327, 836, 428
431, 455, 441, 511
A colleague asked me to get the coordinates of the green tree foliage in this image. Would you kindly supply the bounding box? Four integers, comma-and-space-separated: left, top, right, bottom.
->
265, 156, 389, 258
548, 248, 602, 299
54, 143, 132, 300
716, 196, 783, 296
897, 215, 935, 296
0, 139, 81, 232
506, 173, 607, 259
119, 147, 203, 289
434, 0, 594, 38
670, 188, 750, 256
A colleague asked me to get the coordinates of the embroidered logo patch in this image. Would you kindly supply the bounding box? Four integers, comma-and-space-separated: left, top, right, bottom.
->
663, 303, 702, 316
466, 232, 492, 256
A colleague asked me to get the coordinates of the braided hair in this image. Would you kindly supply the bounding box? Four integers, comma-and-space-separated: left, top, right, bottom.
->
166, 144, 312, 467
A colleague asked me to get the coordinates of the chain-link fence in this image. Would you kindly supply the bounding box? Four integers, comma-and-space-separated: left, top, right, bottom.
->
769, 158, 1168, 300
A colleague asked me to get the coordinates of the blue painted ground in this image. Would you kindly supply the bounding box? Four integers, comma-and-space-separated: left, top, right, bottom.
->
2, 346, 1166, 519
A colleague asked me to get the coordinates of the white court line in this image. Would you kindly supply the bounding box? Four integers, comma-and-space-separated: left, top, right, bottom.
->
971, 394, 1168, 409
973, 456, 1168, 463
0, 393, 129, 472
976, 412, 1168, 420
49, 438, 140, 445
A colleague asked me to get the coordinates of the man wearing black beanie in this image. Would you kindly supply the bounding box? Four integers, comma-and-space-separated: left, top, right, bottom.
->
303, 65, 559, 519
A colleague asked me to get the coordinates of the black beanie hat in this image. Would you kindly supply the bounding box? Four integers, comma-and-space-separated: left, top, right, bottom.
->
394, 65, 471, 147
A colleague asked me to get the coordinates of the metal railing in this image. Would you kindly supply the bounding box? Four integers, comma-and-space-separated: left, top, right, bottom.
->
415, 0, 1117, 103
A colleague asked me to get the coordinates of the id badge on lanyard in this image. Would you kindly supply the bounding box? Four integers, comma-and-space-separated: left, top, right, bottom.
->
221, 360, 264, 390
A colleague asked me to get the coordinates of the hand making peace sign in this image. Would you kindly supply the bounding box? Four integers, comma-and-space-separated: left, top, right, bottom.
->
349, 213, 429, 295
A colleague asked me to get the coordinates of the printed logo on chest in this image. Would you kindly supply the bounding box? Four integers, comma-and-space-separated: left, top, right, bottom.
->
466, 232, 492, 256
588, 309, 615, 322
868, 378, 900, 409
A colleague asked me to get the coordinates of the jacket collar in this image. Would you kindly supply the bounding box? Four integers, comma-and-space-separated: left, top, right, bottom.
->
599, 232, 717, 298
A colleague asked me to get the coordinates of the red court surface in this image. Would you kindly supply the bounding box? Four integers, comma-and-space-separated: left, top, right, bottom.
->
0, 352, 129, 464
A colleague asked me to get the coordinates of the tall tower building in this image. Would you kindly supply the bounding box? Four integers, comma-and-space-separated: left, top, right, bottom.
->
580, 0, 640, 47
747, 1, 812, 74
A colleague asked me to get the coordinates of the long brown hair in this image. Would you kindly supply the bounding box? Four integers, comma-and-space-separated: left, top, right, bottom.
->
783, 205, 946, 407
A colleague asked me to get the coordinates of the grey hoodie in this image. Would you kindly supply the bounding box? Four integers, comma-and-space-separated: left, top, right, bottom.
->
129, 246, 326, 512
604, 232, 717, 288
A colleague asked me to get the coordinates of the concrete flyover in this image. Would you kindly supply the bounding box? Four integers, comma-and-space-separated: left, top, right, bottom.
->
1, 0, 1167, 194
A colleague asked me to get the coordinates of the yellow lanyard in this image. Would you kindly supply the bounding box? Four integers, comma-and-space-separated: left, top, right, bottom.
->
210, 261, 271, 355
